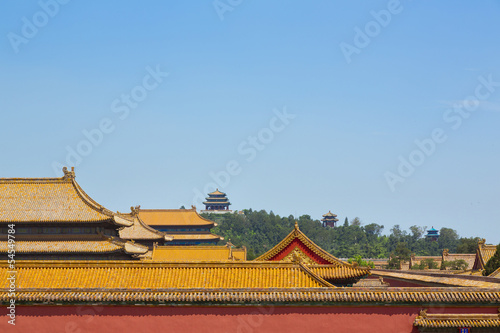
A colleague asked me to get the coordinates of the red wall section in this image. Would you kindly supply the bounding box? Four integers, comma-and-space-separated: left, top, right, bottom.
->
2, 305, 497, 333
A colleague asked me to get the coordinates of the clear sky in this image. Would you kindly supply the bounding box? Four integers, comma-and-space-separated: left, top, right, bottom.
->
1, 1, 499, 244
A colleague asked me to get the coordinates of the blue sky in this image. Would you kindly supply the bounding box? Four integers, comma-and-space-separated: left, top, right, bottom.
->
1, 1, 499, 244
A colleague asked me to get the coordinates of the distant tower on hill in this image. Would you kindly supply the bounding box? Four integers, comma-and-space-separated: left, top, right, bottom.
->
425, 227, 440, 241
321, 211, 339, 228
201, 189, 232, 214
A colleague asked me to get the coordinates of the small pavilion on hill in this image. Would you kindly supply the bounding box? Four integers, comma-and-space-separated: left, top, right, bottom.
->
321, 211, 339, 227
425, 227, 439, 241
201, 189, 232, 213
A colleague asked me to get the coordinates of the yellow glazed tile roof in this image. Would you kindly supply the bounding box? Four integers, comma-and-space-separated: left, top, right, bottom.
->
490, 267, 500, 278
0, 176, 114, 223
207, 189, 226, 196
372, 269, 500, 288
151, 246, 246, 261
2, 286, 500, 305
118, 215, 172, 241
479, 243, 498, 267
414, 309, 500, 328
0, 238, 124, 253
138, 208, 215, 227
255, 222, 356, 267
0, 236, 148, 254
309, 265, 370, 281
0, 261, 332, 289
170, 233, 223, 241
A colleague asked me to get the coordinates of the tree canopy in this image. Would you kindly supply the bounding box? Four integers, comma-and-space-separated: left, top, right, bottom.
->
205, 210, 480, 260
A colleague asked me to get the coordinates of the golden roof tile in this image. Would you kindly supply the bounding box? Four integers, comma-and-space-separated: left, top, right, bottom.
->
414, 309, 500, 328
372, 269, 500, 288
309, 265, 370, 281
138, 208, 216, 227
254, 222, 356, 267
169, 233, 223, 241
2, 286, 500, 305
118, 214, 172, 241
0, 238, 123, 253
0, 236, 148, 254
474, 240, 498, 270
150, 245, 246, 262
0, 261, 332, 289
0, 174, 114, 223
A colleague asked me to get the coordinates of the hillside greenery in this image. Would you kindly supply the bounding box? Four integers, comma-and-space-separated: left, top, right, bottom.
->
205, 209, 483, 261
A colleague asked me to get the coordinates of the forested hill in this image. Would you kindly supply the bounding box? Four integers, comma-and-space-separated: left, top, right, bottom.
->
203, 209, 482, 260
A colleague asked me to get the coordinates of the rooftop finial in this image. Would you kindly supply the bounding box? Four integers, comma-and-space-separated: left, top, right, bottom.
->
130, 205, 141, 216
62, 167, 75, 180
294, 221, 299, 230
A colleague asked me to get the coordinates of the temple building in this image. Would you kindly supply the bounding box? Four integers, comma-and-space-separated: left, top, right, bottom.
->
321, 211, 339, 227
137, 206, 223, 245
200, 189, 232, 213
425, 226, 439, 241
0, 167, 149, 260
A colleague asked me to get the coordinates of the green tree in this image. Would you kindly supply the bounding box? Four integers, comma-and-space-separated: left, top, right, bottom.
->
350, 217, 361, 226
483, 244, 500, 276
437, 228, 459, 252
457, 237, 481, 253
387, 242, 412, 269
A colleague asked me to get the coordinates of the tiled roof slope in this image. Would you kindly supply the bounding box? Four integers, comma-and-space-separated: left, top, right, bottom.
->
0, 238, 123, 253
309, 265, 370, 281
2, 287, 500, 305
372, 269, 500, 288
118, 213, 172, 241
490, 267, 500, 278
0, 261, 332, 289
255, 222, 350, 266
170, 233, 222, 241
0, 237, 148, 255
0, 172, 114, 223
414, 309, 500, 328
138, 208, 216, 227
473, 240, 498, 270
150, 246, 246, 261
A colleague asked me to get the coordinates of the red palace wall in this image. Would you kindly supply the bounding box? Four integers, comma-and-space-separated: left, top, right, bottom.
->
1, 305, 498, 333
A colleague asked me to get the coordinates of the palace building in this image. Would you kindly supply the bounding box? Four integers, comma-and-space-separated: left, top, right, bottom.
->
1, 169, 500, 333
200, 189, 232, 213
137, 207, 223, 245
321, 211, 339, 227
425, 226, 440, 241
0, 167, 149, 260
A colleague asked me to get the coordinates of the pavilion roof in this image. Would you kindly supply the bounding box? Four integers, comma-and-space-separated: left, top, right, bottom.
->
0, 168, 131, 227
207, 189, 226, 196
322, 211, 338, 217
138, 208, 216, 227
